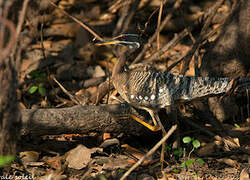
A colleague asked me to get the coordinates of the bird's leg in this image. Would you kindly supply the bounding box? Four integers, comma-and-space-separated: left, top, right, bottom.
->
116, 104, 168, 169
113, 108, 161, 132
142, 107, 168, 171
113, 100, 162, 131
118, 113, 161, 132
141, 107, 166, 134
129, 114, 161, 132
118, 114, 161, 132
124, 106, 166, 132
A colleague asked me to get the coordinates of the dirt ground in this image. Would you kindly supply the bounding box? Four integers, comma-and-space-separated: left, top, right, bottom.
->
1, 0, 250, 179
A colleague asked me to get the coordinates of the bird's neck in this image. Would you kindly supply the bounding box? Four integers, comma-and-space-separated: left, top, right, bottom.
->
112, 50, 127, 80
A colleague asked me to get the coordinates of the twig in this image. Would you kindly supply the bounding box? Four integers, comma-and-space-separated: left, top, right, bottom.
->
132, 0, 183, 64
143, 6, 160, 33
120, 124, 177, 180
15, 0, 29, 40
165, 22, 222, 73
144, 28, 189, 63
113, 0, 140, 36
113, 1, 130, 36
0, 17, 16, 63
121, 0, 140, 34
109, 0, 124, 13
157, 0, 164, 50
247, 89, 250, 118
52, 76, 82, 105
10, 0, 29, 70
180, 0, 225, 75
0, 0, 14, 50
48, 0, 103, 41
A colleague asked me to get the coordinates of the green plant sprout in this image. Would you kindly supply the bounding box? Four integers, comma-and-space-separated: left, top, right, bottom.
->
173, 168, 179, 173
234, 123, 240, 128
165, 144, 172, 152
28, 70, 46, 96
99, 174, 108, 180
29, 83, 46, 96
0, 155, 15, 167
173, 148, 183, 158
180, 136, 205, 168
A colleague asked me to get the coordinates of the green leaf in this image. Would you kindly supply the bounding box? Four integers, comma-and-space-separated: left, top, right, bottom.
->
0, 155, 15, 167
185, 159, 195, 167
180, 162, 185, 168
165, 145, 171, 152
38, 87, 46, 96
39, 73, 46, 79
183, 136, 192, 144
117, 169, 123, 173
173, 169, 179, 173
38, 83, 43, 88
99, 174, 107, 180
192, 174, 198, 178
192, 140, 201, 148
28, 70, 46, 80
234, 123, 240, 128
28, 70, 39, 78
29, 86, 38, 94
196, 158, 205, 164
38, 83, 46, 96
173, 148, 183, 157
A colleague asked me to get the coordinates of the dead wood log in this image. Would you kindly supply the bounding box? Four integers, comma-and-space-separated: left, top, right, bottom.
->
21, 104, 150, 136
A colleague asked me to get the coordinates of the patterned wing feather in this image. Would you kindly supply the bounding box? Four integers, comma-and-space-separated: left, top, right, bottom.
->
113, 69, 237, 108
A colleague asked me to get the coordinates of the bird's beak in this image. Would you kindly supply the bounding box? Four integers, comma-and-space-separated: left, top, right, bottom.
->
95, 40, 121, 46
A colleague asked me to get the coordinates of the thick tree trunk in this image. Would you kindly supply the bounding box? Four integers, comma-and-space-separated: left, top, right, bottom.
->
0, 59, 21, 155
0, 4, 20, 155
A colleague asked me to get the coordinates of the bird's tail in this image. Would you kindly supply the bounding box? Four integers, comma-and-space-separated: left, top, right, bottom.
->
218, 77, 250, 101
234, 77, 250, 93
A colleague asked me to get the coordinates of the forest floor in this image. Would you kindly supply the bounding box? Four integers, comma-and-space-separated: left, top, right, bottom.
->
1, 0, 250, 179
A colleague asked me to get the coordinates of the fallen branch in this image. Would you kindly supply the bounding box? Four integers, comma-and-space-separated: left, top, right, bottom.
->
21, 104, 150, 136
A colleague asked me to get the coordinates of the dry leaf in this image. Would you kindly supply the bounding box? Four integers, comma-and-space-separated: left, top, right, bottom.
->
217, 158, 237, 167
20, 151, 40, 164
197, 142, 215, 156
46, 156, 63, 170
66, 145, 102, 170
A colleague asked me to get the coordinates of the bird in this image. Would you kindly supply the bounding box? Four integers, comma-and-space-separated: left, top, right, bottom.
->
96, 34, 250, 132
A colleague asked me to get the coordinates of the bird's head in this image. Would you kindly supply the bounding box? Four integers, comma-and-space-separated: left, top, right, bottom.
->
95, 34, 142, 51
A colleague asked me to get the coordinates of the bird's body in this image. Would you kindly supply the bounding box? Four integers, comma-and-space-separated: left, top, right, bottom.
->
96, 34, 250, 131
113, 66, 233, 109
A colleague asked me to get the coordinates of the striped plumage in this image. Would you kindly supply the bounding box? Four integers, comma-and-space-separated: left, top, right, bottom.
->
96, 34, 250, 131
112, 66, 234, 109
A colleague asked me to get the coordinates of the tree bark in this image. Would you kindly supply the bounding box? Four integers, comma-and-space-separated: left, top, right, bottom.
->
0, 59, 21, 155
20, 104, 150, 136
0, 3, 21, 155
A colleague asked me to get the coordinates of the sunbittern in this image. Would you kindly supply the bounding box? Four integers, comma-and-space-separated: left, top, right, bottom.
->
96, 34, 250, 132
